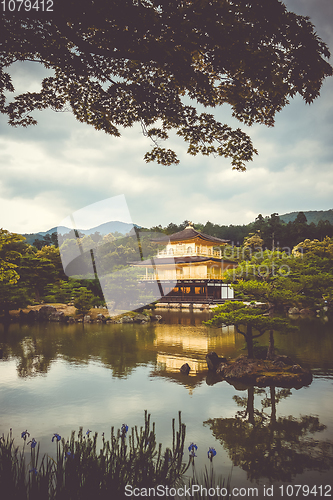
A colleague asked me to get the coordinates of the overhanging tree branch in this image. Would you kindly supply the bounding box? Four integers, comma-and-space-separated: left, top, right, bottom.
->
0, 0, 332, 168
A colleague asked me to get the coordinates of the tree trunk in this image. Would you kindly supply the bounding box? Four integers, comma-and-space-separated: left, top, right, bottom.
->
270, 386, 277, 424
246, 325, 254, 358
246, 386, 255, 425
266, 330, 275, 360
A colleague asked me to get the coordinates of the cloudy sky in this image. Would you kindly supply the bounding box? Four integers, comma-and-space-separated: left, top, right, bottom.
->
1, 0, 332, 234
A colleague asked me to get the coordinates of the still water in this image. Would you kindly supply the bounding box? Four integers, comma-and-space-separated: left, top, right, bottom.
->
0, 310, 332, 498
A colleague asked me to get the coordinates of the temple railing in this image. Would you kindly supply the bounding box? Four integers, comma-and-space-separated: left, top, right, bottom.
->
156, 296, 229, 303
137, 273, 224, 281
155, 249, 222, 258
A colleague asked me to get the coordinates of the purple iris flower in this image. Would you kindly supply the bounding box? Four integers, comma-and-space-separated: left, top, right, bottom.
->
188, 443, 198, 457
28, 438, 37, 449
121, 424, 128, 435
208, 447, 217, 460
86, 429, 92, 436
65, 451, 75, 460
52, 433, 61, 442
29, 467, 38, 475
21, 430, 30, 440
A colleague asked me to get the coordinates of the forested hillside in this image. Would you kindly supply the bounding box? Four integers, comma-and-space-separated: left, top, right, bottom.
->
280, 209, 333, 225
149, 212, 333, 250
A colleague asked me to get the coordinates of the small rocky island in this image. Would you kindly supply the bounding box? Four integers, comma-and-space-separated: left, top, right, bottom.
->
206, 351, 313, 389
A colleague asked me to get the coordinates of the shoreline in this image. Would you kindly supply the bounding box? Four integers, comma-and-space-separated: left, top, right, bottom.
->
5, 303, 161, 324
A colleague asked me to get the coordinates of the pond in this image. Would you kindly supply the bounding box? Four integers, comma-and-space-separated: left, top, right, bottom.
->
0, 310, 333, 499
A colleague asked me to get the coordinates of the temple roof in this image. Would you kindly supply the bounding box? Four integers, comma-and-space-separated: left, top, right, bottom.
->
131, 256, 235, 266
151, 225, 229, 245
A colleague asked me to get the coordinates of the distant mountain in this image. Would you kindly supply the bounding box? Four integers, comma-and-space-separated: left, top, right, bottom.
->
22, 221, 137, 245
20, 211, 333, 246
40, 221, 135, 236
280, 209, 333, 225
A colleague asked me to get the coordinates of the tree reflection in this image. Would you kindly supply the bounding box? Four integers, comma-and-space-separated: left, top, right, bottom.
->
16, 337, 53, 377
0, 324, 56, 377
204, 386, 333, 482
0, 323, 158, 378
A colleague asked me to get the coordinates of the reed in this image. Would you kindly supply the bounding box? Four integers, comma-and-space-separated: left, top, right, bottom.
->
0, 412, 232, 499
188, 464, 232, 500
0, 411, 190, 499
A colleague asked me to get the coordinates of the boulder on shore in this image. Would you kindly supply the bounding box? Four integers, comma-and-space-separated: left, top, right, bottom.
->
38, 305, 57, 320
151, 315, 163, 322
132, 314, 149, 323
299, 308, 315, 316
49, 311, 65, 322
206, 351, 227, 371
288, 307, 300, 315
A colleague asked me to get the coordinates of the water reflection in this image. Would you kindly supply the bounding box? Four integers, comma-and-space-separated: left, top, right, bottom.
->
0, 323, 158, 378
1, 323, 58, 377
1, 312, 333, 383
204, 386, 333, 483
0, 313, 333, 492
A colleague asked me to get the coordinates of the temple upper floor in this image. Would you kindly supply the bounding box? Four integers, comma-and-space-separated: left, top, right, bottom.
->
156, 241, 223, 259
152, 223, 229, 260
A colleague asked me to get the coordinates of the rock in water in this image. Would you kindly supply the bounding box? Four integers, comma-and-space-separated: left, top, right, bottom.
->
180, 363, 191, 375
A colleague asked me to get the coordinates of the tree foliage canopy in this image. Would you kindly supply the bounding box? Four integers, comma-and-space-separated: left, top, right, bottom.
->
204, 300, 296, 357
205, 300, 294, 335
0, 229, 25, 285
223, 238, 333, 308
1, 0, 332, 168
